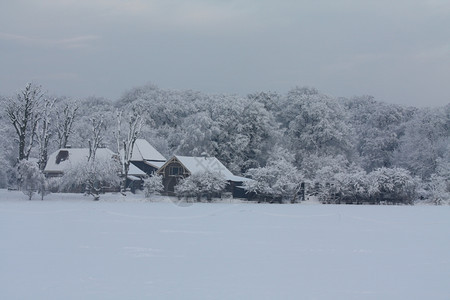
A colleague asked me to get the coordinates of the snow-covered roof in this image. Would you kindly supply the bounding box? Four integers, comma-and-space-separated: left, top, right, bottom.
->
174, 155, 251, 182
127, 175, 141, 181
146, 160, 166, 169
44, 148, 115, 173
130, 139, 166, 162
128, 163, 147, 176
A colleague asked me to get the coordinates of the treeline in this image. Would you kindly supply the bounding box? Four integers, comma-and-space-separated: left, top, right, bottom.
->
0, 83, 449, 204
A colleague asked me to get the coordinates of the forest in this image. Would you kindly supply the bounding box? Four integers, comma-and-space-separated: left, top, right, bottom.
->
1, 83, 449, 204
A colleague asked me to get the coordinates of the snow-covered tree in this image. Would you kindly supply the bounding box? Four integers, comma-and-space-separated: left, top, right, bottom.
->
174, 176, 198, 200
367, 167, 417, 204
175, 171, 227, 201
6, 83, 45, 161
58, 112, 119, 200
16, 160, 45, 200
243, 168, 277, 201
300, 154, 352, 182
0, 105, 16, 188
237, 99, 278, 171
116, 84, 197, 128
244, 152, 304, 203
60, 156, 120, 200
36, 97, 56, 171
208, 95, 278, 173
88, 117, 105, 162
427, 174, 449, 205
70, 97, 115, 148
144, 174, 164, 199
0, 158, 7, 188
1, 82, 447, 202
394, 107, 449, 179
283, 87, 354, 164
55, 98, 79, 149
333, 170, 371, 204
316, 169, 370, 204
424, 157, 450, 205
247, 91, 284, 121
344, 96, 411, 171
175, 111, 219, 157
315, 167, 417, 205
114, 105, 144, 192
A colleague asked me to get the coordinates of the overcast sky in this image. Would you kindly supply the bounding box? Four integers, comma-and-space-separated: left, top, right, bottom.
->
1, 0, 449, 107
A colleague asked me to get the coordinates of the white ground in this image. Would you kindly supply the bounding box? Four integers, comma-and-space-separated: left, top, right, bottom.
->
1, 190, 449, 300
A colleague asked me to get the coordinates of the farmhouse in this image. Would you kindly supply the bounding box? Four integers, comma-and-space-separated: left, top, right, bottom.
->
43, 141, 250, 197
120, 139, 167, 191
43, 147, 120, 193
157, 155, 251, 198
128, 139, 167, 175
44, 148, 117, 178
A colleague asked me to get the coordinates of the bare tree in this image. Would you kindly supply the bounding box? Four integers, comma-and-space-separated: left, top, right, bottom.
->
36, 98, 56, 170
6, 83, 45, 161
88, 117, 105, 162
55, 99, 79, 149
114, 107, 143, 192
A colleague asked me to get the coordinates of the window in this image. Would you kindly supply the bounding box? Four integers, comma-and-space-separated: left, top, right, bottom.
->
169, 166, 182, 176
56, 150, 69, 164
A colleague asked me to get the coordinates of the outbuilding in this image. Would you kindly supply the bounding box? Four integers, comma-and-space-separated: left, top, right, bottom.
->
157, 155, 251, 198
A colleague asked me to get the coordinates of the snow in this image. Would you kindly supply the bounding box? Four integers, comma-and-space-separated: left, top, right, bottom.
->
147, 160, 166, 169
127, 175, 141, 181
44, 148, 116, 173
130, 139, 166, 162
175, 155, 251, 182
1, 190, 449, 300
128, 163, 146, 177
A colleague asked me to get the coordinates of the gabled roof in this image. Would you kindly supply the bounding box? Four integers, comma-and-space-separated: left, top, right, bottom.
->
44, 148, 116, 173
161, 155, 250, 182
176, 155, 233, 176
146, 160, 166, 169
130, 139, 166, 162
128, 163, 147, 177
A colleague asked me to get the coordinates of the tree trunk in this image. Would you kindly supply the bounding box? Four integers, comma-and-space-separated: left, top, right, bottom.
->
19, 138, 26, 161
122, 161, 130, 193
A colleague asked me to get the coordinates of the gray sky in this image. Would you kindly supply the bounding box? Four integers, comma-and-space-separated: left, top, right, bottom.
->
1, 0, 449, 107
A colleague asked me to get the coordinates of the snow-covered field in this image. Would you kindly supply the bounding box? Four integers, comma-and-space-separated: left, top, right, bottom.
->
1, 190, 449, 300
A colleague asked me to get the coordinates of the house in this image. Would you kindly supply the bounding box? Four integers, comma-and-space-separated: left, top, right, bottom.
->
44, 147, 119, 193
119, 139, 166, 192
125, 163, 148, 193
44, 148, 117, 178
157, 155, 251, 198
127, 139, 166, 176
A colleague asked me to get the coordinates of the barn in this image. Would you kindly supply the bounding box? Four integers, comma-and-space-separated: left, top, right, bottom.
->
157, 155, 251, 198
